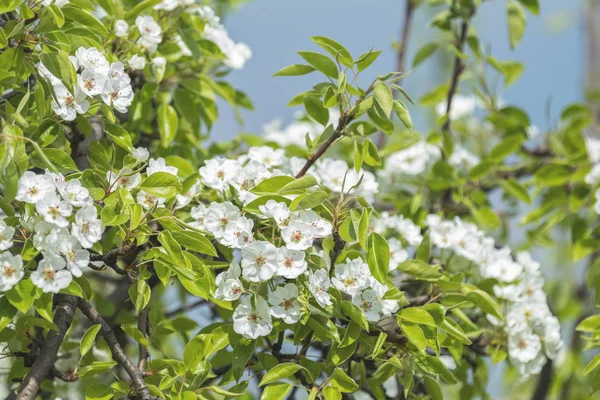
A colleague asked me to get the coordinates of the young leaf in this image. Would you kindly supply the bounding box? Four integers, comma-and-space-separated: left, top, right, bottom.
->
80, 324, 101, 359
297, 51, 338, 78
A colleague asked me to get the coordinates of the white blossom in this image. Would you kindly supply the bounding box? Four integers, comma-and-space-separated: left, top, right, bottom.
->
71, 205, 103, 248
129, 55, 146, 70
152, 56, 166, 68
36, 192, 73, 228
232, 296, 272, 339
114, 20, 129, 37
281, 221, 315, 251
75, 47, 109, 74
268, 283, 301, 324
137, 190, 166, 210
308, 269, 332, 308
0, 220, 15, 251
132, 147, 150, 163
331, 258, 371, 296
203, 202, 241, 239
58, 236, 89, 277
240, 241, 278, 282
221, 217, 254, 249
147, 158, 178, 176
57, 179, 92, 207
259, 200, 290, 227
0, 252, 24, 291
199, 157, 241, 191
51, 84, 90, 122
215, 261, 244, 301
78, 69, 108, 97
16, 172, 55, 204
276, 248, 307, 279
31, 253, 72, 293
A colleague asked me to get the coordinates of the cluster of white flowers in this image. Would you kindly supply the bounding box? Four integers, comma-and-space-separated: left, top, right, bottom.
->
0, 171, 105, 294
198, 147, 377, 205
147, 3, 251, 69
424, 215, 562, 377
379, 141, 441, 178
190, 149, 397, 339
40, 0, 69, 8
38, 47, 133, 120
369, 211, 561, 377
135, 16, 163, 53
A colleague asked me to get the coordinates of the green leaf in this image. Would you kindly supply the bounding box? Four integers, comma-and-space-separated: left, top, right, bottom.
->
397, 260, 442, 281
398, 320, 426, 352
330, 368, 359, 393
104, 123, 133, 152
412, 42, 439, 67
5, 279, 37, 314
577, 315, 600, 332
158, 104, 179, 147
393, 100, 413, 130
507, 1, 526, 49
426, 355, 458, 384
297, 51, 338, 78
367, 232, 389, 283
138, 172, 182, 198
278, 175, 319, 193
304, 95, 329, 126
259, 363, 303, 386
124, 0, 163, 18
232, 339, 256, 382
171, 231, 217, 257
40, 52, 76, 92
311, 36, 353, 67
584, 354, 600, 375
260, 383, 293, 400
121, 325, 149, 346
128, 279, 150, 313
355, 49, 381, 72
78, 361, 118, 377
31, 148, 78, 173
323, 386, 342, 400
398, 307, 438, 327
85, 383, 113, 400
464, 288, 503, 320
517, 0, 539, 15
62, 5, 108, 35
534, 164, 572, 186
373, 81, 393, 117
423, 376, 443, 400
251, 176, 295, 194
273, 64, 316, 77
501, 180, 531, 204
80, 324, 101, 358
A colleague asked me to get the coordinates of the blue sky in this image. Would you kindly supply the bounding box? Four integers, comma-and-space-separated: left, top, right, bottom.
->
212, 0, 583, 140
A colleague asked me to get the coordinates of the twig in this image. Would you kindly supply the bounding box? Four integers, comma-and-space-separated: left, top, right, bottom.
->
77, 298, 157, 400
164, 299, 206, 318
377, 0, 416, 149
16, 295, 77, 400
89, 242, 138, 276
441, 6, 476, 136
295, 113, 353, 178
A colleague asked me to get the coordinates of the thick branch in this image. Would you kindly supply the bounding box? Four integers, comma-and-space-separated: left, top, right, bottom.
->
77, 298, 156, 400
16, 295, 77, 400
295, 113, 353, 178
137, 307, 149, 371
89, 242, 138, 275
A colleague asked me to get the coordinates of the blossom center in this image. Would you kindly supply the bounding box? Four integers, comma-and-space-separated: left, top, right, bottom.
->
3, 265, 15, 278
43, 269, 55, 281
290, 230, 303, 243
255, 255, 266, 267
